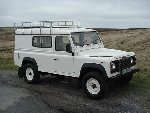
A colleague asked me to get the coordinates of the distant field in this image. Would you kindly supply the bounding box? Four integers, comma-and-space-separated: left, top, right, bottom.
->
0, 28, 16, 70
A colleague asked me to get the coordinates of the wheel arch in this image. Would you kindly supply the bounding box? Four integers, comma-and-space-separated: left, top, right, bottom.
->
22, 57, 38, 69
79, 63, 107, 81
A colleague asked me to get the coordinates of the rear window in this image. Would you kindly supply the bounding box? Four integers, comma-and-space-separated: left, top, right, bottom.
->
32, 36, 52, 48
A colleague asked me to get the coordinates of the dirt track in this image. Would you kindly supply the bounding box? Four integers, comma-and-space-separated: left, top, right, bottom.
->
0, 71, 149, 113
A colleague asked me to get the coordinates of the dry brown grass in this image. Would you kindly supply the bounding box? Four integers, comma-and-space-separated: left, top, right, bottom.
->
0, 28, 15, 70
0, 27, 14, 41
100, 29, 150, 72
0, 28, 14, 59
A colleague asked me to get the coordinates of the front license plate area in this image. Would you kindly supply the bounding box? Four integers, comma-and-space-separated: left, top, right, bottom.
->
122, 68, 131, 74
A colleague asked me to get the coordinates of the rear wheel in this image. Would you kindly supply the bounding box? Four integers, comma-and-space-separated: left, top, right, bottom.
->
23, 63, 40, 84
18, 67, 23, 78
82, 71, 109, 99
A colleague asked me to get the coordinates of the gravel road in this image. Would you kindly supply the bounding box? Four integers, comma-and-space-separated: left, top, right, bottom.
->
0, 71, 149, 113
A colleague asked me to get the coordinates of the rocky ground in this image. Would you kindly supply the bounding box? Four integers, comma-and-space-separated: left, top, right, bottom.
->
0, 71, 149, 113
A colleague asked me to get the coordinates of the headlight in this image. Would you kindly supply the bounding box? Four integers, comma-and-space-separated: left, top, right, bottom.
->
110, 61, 119, 73
131, 58, 134, 64
110, 62, 116, 70
130, 56, 136, 66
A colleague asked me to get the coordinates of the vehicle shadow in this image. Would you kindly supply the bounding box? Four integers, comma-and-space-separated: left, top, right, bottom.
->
37, 74, 135, 99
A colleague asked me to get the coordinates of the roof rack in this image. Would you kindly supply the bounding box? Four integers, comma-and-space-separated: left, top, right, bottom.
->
14, 21, 80, 34
14, 21, 80, 29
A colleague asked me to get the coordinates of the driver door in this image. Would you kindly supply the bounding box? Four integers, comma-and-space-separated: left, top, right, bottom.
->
53, 35, 74, 76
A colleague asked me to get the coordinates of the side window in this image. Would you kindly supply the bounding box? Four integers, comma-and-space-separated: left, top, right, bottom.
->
42, 37, 52, 48
33, 37, 41, 47
32, 36, 52, 48
55, 36, 70, 51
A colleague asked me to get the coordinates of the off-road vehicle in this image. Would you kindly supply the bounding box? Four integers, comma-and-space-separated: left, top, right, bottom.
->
14, 21, 139, 99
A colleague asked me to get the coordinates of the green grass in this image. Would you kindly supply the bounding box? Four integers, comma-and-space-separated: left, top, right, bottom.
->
131, 72, 150, 99
131, 72, 150, 109
111, 71, 150, 109
0, 58, 18, 70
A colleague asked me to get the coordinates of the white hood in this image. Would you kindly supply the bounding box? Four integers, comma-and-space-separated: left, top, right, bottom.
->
78, 48, 134, 58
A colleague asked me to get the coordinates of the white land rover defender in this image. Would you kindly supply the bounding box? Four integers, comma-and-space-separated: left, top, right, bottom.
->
14, 21, 139, 99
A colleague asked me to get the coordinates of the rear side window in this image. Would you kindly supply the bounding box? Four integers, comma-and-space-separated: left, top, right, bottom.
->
32, 36, 52, 48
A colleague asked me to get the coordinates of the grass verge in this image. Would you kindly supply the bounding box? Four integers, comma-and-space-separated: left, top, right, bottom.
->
130, 71, 150, 109
112, 71, 150, 109
0, 58, 18, 70
131, 72, 150, 99
129, 72, 150, 109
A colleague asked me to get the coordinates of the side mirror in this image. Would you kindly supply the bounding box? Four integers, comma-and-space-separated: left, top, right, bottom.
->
66, 43, 72, 53
66, 44, 74, 56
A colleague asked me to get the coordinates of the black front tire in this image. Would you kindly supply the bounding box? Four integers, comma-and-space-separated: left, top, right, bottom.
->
23, 63, 40, 84
82, 71, 109, 99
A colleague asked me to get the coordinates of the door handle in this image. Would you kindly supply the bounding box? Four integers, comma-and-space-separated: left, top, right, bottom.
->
54, 58, 58, 61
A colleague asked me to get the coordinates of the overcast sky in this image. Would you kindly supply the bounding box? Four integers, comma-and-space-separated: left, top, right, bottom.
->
0, 0, 150, 28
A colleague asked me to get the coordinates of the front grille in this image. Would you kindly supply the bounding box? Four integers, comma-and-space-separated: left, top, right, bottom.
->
120, 57, 131, 70
110, 56, 136, 74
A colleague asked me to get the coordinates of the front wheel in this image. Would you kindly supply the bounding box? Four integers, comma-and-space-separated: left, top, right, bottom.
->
23, 64, 40, 84
82, 71, 109, 99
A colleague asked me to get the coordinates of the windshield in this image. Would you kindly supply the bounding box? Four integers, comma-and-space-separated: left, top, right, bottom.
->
71, 32, 101, 46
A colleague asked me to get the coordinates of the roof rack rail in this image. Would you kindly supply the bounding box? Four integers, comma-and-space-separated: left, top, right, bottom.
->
14, 21, 80, 29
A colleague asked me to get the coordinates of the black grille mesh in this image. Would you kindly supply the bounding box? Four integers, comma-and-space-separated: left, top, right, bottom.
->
120, 57, 131, 70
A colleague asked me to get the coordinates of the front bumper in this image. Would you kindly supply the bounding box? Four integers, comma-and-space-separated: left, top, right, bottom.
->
109, 67, 139, 81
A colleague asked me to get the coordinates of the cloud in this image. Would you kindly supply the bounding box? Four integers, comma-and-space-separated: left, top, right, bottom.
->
0, 0, 150, 28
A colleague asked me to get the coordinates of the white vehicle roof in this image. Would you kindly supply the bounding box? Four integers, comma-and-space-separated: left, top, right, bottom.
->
14, 21, 95, 35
